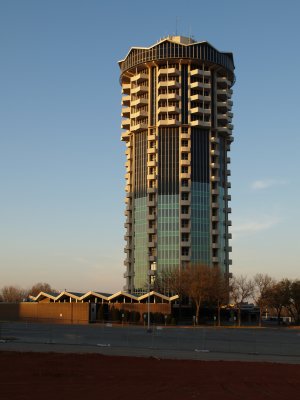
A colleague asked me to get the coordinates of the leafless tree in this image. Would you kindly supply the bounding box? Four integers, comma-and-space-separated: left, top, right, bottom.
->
208, 268, 229, 326
253, 273, 276, 326
287, 280, 300, 324
29, 282, 57, 297
229, 275, 254, 326
0, 286, 28, 302
265, 279, 290, 325
180, 264, 215, 325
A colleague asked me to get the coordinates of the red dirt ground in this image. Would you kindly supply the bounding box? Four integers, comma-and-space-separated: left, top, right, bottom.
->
1, 351, 300, 400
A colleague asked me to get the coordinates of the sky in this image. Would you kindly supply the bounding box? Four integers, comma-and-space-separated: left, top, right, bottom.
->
0, 0, 299, 293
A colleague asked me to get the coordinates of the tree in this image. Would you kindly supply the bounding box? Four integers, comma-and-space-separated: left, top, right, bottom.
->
1, 286, 27, 302
288, 280, 300, 324
253, 274, 275, 326
229, 275, 254, 326
208, 268, 229, 326
265, 279, 290, 325
29, 282, 57, 297
180, 264, 215, 325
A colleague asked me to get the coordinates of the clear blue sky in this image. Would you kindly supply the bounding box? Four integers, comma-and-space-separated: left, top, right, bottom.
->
1, 0, 299, 292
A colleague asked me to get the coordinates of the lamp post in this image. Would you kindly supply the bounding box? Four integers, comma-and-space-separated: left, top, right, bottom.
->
147, 261, 156, 332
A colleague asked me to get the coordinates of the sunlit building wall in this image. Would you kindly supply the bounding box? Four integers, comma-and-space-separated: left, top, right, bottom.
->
119, 36, 235, 294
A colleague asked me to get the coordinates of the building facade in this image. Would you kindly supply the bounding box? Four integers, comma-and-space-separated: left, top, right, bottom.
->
119, 36, 235, 294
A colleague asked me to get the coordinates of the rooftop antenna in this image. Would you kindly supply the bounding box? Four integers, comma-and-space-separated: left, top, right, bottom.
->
175, 16, 178, 35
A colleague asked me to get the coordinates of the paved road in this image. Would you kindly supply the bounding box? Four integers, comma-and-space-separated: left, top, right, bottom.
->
1, 321, 300, 363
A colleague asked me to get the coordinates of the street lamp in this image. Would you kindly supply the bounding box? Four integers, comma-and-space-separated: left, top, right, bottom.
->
147, 261, 157, 332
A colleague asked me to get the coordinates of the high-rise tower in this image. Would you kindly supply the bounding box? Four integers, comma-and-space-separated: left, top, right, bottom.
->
119, 36, 235, 294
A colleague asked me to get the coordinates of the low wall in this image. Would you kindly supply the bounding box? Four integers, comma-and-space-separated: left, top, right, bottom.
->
0, 303, 90, 324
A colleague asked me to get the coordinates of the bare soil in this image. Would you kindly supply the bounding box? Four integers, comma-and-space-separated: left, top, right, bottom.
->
1, 351, 300, 400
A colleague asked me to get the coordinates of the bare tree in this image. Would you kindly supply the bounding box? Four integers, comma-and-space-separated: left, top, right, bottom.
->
1, 286, 28, 302
208, 268, 229, 326
180, 264, 215, 325
253, 273, 275, 326
229, 275, 254, 326
265, 279, 290, 325
288, 280, 300, 324
29, 282, 57, 297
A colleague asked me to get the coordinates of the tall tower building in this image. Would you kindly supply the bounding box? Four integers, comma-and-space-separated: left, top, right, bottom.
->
119, 36, 235, 294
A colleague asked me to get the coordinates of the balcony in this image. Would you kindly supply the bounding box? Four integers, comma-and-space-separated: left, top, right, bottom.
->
218, 126, 230, 133
212, 202, 219, 208
210, 136, 219, 143
212, 243, 219, 249
157, 93, 180, 102
131, 85, 148, 95
211, 175, 220, 182
122, 83, 131, 95
217, 113, 229, 122
227, 220, 232, 226
121, 119, 130, 130
157, 118, 180, 127
147, 173, 156, 181
180, 159, 191, 166
131, 72, 148, 83
181, 132, 189, 139
147, 187, 157, 193
190, 107, 211, 115
227, 233, 232, 239
131, 122, 148, 132
123, 271, 133, 278
181, 226, 190, 233
226, 170, 231, 176
226, 157, 231, 163
212, 215, 219, 222
190, 94, 210, 102
217, 101, 228, 110
121, 131, 130, 141
121, 107, 130, 118
180, 172, 190, 179
147, 214, 156, 220
180, 144, 191, 152
181, 255, 191, 261
211, 149, 220, 156
181, 183, 191, 191
190, 81, 210, 90
158, 80, 180, 89
131, 109, 148, 119
212, 229, 219, 235
181, 240, 191, 247
148, 241, 156, 248
147, 147, 156, 154
131, 97, 148, 107
217, 76, 231, 86
148, 160, 157, 167
212, 257, 219, 263
210, 162, 220, 169
180, 212, 191, 219
122, 95, 130, 106
190, 120, 211, 128
181, 199, 190, 206
147, 227, 157, 234
211, 188, 219, 195
226, 207, 232, 213
158, 67, 180, 76
157, 106, 180, 114
190, 68, 210, 77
